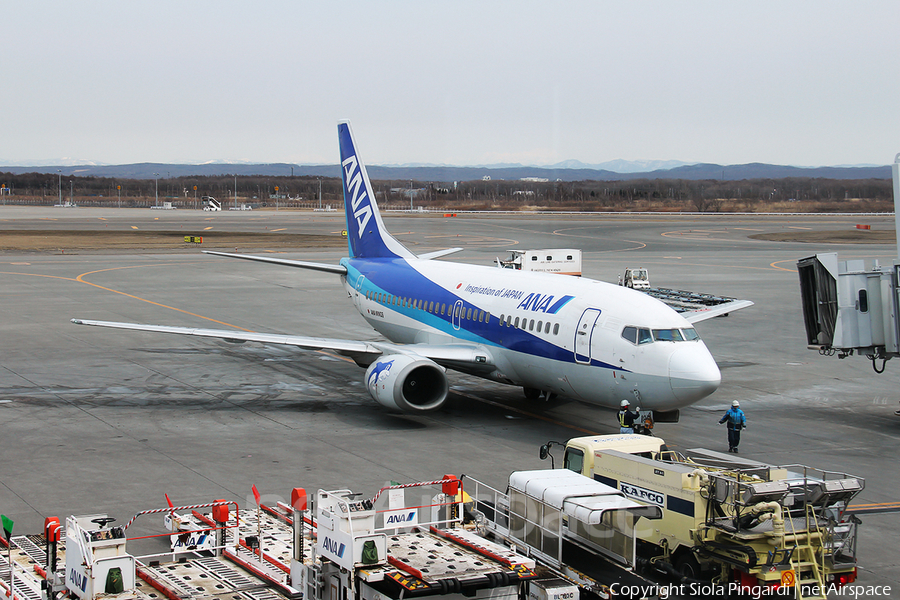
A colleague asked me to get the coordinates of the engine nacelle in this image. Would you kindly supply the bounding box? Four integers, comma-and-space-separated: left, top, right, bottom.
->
365, 354, 449, 413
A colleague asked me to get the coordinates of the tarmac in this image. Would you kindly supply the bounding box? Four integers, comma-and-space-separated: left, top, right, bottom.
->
0, 206, 897, 590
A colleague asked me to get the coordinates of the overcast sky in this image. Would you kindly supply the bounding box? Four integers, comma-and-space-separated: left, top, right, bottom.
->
4, 1, 899, 168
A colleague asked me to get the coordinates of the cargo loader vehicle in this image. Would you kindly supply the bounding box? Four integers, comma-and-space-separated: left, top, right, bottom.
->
542, 434, 864, 599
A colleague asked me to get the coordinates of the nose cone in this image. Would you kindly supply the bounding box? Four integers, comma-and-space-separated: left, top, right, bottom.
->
669, 344, 721, 404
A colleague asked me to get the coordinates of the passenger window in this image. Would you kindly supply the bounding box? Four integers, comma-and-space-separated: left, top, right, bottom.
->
531, 256, 538, 261
440, 304, 445, 315
622, 326, 638, 344
546, 256, 552, 261
545, 322, 551, 334
529, 319, 535, 331
506, 315, 512, 327
500, 314, 505, 326
429, 301, 434, 312
514, 317, 520, 328
537, 320, 543, 332
553, 323, 559, 335
638, 328, 653, 344
567, 255, 573, 260
466, 308, 472, 320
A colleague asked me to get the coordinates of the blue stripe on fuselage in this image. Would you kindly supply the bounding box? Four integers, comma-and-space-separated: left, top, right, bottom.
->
343, 258, 624, 371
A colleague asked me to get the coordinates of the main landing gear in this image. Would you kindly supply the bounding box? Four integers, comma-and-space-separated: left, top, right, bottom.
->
523, 387, 558, 402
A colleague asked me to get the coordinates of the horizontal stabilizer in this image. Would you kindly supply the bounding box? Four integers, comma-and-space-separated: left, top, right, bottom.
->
417, 247, 464, 260
683, 299, 754, 323
202, 251, 347, 274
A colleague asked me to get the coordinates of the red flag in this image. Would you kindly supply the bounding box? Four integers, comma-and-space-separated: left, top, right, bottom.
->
251, 484, 261, 506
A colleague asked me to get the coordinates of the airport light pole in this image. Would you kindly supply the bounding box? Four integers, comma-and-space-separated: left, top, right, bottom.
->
154, 173, 159, 207
234, 174, 238, 209
57, 170, 62, 205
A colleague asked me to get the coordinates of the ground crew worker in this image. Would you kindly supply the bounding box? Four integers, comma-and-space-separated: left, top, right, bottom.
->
618, 399, 639, 434
719, 400, 747, 453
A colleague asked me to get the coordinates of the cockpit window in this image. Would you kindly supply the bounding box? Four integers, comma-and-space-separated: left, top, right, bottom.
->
653, 329, 684, 342
638, 328, 653, 344
623, 326, 654, 345
624, 326, 700, 345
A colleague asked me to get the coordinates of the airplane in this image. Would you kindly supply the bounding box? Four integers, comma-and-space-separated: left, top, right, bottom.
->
72, 121, 751, 419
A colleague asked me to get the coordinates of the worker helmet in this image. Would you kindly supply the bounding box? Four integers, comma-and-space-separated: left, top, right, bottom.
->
732, 400, 740, 407
620, 399, 630, 407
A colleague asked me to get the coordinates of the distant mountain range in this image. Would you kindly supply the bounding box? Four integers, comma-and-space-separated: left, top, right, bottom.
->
0, 161, 890, 182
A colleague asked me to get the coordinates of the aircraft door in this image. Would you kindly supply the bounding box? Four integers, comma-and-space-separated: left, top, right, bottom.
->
574, 308, 601, 364
452, 300, 463, 330
354, 275, 366, 309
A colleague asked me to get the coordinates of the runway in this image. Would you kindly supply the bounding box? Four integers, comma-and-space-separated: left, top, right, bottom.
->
1, 207, 897, 588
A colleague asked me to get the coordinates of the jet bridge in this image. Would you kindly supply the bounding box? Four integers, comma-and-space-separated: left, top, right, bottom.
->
797, 153, 900, 377
798, 252, 900, 371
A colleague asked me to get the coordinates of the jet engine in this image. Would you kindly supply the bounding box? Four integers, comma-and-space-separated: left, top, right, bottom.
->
364, 354, 449, 412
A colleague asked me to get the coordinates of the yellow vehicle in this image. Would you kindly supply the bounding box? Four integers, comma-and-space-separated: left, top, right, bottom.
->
545, 434, 863, 599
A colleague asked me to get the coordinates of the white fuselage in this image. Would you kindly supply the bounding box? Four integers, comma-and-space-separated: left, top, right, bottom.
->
340, 257, 720, 411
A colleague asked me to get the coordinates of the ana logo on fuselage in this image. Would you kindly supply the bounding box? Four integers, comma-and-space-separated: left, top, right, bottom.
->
342, 155, 372, 237
517, 293, 574, 314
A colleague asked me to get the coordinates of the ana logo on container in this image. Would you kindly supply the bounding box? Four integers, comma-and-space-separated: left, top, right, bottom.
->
620, 482, 665, 506
386, 511, 417, 525
322, 537, 346, 558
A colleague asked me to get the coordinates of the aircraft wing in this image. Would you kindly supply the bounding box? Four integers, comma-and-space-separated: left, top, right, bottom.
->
70, 319, 496, 371
681, 299, 755, 323
202, 251, 347, 274
71, 318, 380, 364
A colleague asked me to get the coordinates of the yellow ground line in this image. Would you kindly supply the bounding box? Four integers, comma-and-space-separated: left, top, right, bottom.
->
771, 259, 798, 272
4, 265, 354, 362
73, 265, 253, 331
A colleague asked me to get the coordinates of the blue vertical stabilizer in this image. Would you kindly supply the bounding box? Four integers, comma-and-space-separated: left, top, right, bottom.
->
338, 121, 414, 259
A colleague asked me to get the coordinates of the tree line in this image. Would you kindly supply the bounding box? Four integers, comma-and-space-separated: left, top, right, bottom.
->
0, 172, 893, 213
